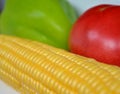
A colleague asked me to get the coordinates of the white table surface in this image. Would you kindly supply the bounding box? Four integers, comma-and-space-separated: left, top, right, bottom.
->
0, 0, 120, 94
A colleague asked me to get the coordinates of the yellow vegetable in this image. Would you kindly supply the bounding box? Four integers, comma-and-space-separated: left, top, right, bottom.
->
0, 35, 120, 94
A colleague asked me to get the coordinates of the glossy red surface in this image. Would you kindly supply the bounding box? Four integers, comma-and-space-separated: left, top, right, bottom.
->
69, 4, 120, 66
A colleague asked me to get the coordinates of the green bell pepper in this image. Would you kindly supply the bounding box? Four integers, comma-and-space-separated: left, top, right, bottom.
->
1, 0, 78, 50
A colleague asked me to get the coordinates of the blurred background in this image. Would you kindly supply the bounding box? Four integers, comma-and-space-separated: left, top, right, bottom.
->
69, 0, 120, 14
0, 0, 4, 12
0, 0, 120, 94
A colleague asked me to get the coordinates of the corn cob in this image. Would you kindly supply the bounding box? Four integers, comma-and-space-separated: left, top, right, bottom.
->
0, 35, 120, 94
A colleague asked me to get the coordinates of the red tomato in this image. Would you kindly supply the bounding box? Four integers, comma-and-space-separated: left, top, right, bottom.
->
69, 4, 120, 66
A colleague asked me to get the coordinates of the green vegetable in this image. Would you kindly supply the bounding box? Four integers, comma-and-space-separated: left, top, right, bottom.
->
0, 19, 1, 33
1, 0, 78, 50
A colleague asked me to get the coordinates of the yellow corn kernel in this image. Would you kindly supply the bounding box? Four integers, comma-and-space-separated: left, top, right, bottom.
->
0, 34, 120, 94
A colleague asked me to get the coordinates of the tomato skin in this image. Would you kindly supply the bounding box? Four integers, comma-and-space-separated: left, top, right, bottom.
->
69, 4, 120, 66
